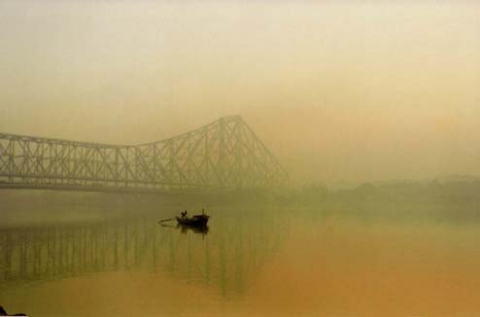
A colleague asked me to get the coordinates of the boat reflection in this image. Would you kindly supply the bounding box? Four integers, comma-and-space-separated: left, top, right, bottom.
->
0, 212, 286, 297
179, 224, 209, 235
159, 223, 209, 235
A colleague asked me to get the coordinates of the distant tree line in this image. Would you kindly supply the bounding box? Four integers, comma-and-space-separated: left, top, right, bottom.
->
268, 179, 480, 207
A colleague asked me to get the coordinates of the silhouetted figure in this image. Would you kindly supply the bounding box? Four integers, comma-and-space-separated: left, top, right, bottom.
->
181, 210, 188, 219
0, 306, 27, 316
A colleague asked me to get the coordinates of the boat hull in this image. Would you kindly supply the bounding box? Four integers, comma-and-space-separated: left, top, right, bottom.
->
176, 215, 209, 228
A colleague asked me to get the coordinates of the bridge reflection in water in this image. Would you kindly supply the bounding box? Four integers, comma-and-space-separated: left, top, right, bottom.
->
0, 211, 286, 296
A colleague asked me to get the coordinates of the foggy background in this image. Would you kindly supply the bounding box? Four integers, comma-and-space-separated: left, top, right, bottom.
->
1, 0, 479, 186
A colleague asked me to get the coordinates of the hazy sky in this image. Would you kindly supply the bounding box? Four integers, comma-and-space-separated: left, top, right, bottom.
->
1, 1, 479, 185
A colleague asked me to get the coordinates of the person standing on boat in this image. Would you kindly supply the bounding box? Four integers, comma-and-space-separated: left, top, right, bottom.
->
181, 210, 188, 219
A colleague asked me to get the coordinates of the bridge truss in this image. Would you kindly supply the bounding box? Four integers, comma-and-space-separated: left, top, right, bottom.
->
0, 116, 288, 191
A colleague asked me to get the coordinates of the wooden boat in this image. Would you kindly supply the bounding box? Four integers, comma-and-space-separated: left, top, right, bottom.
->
176, 214, 209, 228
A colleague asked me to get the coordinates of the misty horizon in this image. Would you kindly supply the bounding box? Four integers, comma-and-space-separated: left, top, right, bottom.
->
2, 115, 479, 188
1, 0, 479, 185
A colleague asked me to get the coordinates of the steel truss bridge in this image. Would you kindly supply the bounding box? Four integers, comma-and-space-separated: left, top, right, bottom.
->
0, 116, 288, 192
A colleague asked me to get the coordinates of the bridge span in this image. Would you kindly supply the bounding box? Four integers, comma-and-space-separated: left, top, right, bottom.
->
0, 116, 288, 192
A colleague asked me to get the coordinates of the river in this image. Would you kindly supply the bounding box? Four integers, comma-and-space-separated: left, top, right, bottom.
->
1, 190, 479, 316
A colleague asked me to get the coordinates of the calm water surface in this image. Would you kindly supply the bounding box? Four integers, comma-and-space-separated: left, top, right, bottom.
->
1, 191, 480, 316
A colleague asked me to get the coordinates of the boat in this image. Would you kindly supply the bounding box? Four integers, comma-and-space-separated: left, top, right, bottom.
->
176, 213, 210, 228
